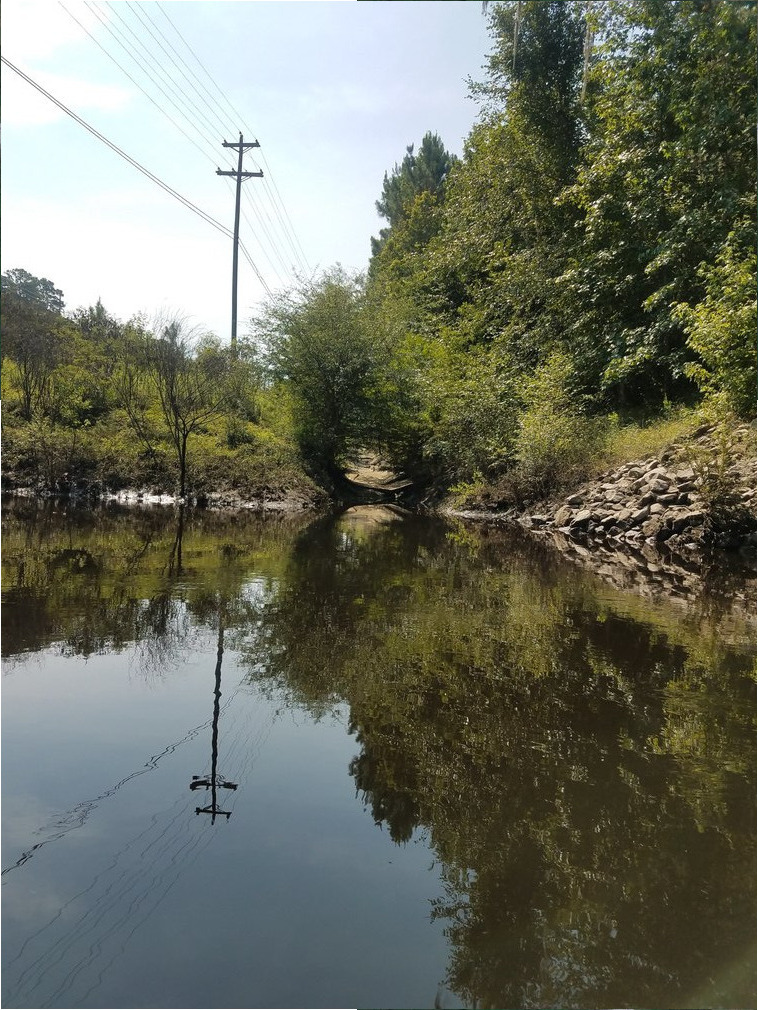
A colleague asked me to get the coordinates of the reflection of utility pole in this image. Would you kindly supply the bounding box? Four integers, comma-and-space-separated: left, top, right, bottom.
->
190, 607, 237, 822
217, 134, 263, 354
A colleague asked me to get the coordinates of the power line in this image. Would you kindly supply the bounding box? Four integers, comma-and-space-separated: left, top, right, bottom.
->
84, 1, 298, 285
62, 2, 283, 292
152, 1, 311, 275
88, 1, 221, 154
2, 53, 271, 297
59, 2, 219, 170
2, 56, 234, 240
128, 0, 238, 138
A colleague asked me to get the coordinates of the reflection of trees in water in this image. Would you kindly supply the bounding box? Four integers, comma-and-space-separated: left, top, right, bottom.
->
2, 506, 281, 1007
243, 511, 756, 1010
1, 499, 307, 677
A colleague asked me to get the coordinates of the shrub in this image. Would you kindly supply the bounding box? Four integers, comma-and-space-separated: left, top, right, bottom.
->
510, 351, 606, 500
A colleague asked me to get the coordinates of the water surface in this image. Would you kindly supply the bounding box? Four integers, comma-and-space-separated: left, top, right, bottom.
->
2, 500, 755, 1009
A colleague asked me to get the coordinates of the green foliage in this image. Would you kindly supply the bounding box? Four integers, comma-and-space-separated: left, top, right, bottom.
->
364, 0, 755, 499
675, 226, 757, 418
423, 345, 520, 482
511, 351, 606, 500
685, 401, 756, 548
4, 0, 756, 503
254, 267, 394, 474
371, 131, 456, 263
2, 267, 64, 313
1, 273, 314, 500
558, 0, 756, 408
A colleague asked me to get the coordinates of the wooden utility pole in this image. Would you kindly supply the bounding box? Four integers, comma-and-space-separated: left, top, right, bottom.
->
217, 134, 263, 354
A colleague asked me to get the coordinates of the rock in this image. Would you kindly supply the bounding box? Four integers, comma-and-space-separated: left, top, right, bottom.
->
658, 493, 680, 505
670, 513, 693, 533
570, 510, 593, 529
631, 506, 650, 524
648, 478, 671, 493
675, 467, 696, 481
554, 505, 574, 526
649, 503, 665, 515
641, 518, 663, 538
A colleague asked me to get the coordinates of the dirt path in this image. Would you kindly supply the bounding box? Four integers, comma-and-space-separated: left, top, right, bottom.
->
343, 452, 412, 493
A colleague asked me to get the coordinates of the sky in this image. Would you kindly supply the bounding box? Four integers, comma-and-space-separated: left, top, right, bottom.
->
1, 0, 493, 342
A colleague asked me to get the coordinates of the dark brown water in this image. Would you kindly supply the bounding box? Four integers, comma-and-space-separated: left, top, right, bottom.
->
2, 499, 755, 1009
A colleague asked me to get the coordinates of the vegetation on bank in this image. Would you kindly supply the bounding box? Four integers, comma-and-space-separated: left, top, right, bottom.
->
1, 1, 755, 512
0, 273, 320, 503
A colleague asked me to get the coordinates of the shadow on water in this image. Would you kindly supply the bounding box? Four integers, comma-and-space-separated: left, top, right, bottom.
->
1, 499, 755, 1009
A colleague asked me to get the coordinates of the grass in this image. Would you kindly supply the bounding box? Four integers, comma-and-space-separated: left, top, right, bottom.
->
594, 407, 701, 474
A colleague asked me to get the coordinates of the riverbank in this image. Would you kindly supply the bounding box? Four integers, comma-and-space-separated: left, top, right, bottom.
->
446, 420, 757, 553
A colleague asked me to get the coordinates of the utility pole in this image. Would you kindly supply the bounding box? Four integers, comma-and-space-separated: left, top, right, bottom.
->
217, 134, 263, 355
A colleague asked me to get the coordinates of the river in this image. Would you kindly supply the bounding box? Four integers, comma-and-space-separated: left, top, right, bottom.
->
2, 499, 755, 1009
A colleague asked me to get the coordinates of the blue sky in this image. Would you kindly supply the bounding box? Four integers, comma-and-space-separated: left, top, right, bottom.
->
1, 0, 492, 340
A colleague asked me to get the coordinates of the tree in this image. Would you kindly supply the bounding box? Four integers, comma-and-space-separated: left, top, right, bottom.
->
557, 0, 756, 409
143, 320, 230, 497
1, 270, 66, 420
254, 268, 390, 475
2, 267, 64, 314
675, 224, 757, 418
370, 132, 456, 263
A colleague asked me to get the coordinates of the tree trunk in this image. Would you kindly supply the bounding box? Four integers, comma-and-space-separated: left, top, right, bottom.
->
179, 431, 188, 499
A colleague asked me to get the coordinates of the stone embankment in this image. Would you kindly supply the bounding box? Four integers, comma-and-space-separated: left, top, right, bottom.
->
517, 427, 757, 554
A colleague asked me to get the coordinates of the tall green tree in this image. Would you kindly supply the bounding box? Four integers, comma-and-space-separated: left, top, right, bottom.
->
254, 267, 391, 475
370, 131, 456, 265
1, 269, 66, 420
2, 267, 64, 314
558, 0, 757, 409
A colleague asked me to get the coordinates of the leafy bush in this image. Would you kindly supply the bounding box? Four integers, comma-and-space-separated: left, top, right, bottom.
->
675, 227, 757, 419
509, 351, 606, 500
423, 345, 519, 483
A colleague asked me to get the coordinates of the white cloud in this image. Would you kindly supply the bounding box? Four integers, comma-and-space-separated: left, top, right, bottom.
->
1, 65, 132, 126
2, 0, 87, 62
1, 1, 131, 125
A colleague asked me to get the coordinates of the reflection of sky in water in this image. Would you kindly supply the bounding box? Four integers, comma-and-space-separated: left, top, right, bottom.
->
2, 639, 455, 1009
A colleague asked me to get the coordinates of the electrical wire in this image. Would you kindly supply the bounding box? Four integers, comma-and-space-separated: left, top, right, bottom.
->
114, 0, 299, 280
1, 56, 234, 241
152, 0, 311, 275
85, 0, 221, 154
59, 1, 219, 170
81, 1, 296, 287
